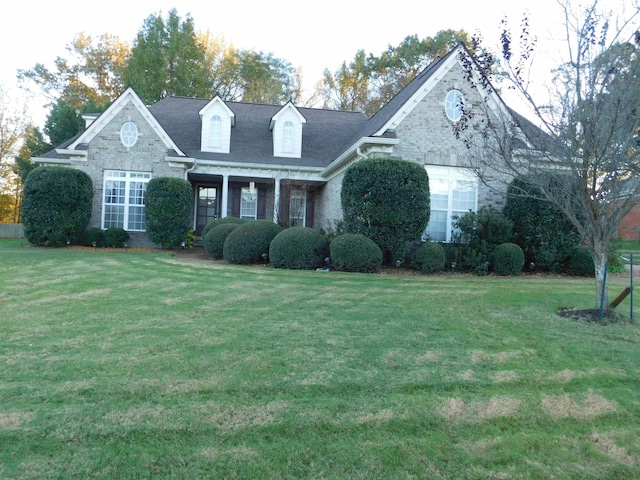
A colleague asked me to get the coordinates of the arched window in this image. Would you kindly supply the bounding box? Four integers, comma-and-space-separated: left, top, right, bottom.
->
120, 122, 138, 148
444, 90, 464, 122
282, 121, 294, 153
210, 115, 223, 148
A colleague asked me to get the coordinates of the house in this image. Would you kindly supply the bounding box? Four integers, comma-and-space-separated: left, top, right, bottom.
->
35, 45, 515, 247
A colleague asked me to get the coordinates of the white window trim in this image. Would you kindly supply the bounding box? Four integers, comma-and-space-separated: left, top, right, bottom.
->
444, 90, 464, 122
240, 187, 258, 220
102, 170, 151, 231
289, 189, 306, 227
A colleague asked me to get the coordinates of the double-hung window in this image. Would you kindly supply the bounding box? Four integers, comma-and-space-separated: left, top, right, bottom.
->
240, 187, 258, 220
424, 166, 477, 242
103, 170, 151, 231
289, 190, 306, 226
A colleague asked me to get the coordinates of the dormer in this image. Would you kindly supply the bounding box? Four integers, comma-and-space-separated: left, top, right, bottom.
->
269, 102, 306, 158
199, 96, 235, 153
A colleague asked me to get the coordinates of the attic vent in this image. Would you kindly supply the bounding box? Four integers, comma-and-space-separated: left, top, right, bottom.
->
120, 122, 138, 147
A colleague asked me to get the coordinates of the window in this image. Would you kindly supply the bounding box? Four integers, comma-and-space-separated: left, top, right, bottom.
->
423, 167, 477, 242
120, 122, 138, 147
282, 121, 294, 153
103, 171, 151, 231
210, 115, 223, 148
289, 190, 306, 226
240, 187, 258, 220
444, 90, 464, 122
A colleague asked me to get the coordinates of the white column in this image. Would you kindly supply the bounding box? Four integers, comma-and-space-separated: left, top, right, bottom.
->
273, 177, 281, 224
221, 174, 229, 218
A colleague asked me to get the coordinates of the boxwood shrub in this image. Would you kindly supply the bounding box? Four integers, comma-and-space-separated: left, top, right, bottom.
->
223, 220, 283, 264
492, 242, 525, 276
103, 227, 130, 248
412, 242, 446, 274
269, 227, 330, 270
201, 216, 245, 241
566, 245, 595, 276
145, 177, 193, 249
81, 227, 105, 247
21, 166, 93, 246
204, 223, 240, 259
329, 233, 383, 273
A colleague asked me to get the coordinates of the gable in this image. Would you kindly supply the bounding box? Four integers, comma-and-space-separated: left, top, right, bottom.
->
270, 102, 307, 158
199, 96, 235, 153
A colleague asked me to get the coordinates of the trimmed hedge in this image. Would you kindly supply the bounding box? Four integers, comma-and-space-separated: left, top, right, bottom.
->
104, 227, 130, 248
201, 216, 245, 240
204, 223, 240, 259
329, 233, 383, 273
223, 220, 283, 264
22, 166, 93, 246
269, 227, 330, 270
566, 245, 595, 276
412, 242, 446, 274
81, 227, 105, 247
492, 242, 525, 276
145, 177, 193, 249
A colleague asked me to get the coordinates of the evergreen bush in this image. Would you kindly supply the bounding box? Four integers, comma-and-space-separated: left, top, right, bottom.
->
145, 177, 193, 249
81, 227, 105, 248
223, 220, 283, 264
104, 227, 129, 248
21, 166, 93, 246
203, 223, 239, 259
566, 245, 595, 276
492, 242, 525, 276
329, 234, 383, 273
412, 242, 446, 274
269, 227, 330, 270
201, 216, 245, 240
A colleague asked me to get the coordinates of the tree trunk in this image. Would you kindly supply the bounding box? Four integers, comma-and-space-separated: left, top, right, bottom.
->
593, 245, 609, 311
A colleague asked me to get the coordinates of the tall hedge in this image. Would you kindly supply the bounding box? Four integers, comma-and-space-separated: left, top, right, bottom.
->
145, 177, 193, 249
341, 157, 430, 263
22, 166, 93, 246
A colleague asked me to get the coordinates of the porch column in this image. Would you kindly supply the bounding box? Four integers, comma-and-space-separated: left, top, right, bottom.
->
273, 176, 281, 224
221, 174, 229, 218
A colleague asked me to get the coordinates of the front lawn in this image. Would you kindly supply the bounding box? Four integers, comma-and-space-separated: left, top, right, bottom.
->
1, 240, 639, 478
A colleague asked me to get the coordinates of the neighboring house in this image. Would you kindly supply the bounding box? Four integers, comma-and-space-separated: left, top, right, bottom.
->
34, 45, 522, 247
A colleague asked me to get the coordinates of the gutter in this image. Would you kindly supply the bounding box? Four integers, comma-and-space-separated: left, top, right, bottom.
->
321, 137, 399, 178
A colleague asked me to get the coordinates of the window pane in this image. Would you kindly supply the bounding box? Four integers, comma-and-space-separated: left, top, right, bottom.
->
289, 190, 306, 226
104, 205, 124, 229
240, 187, 257, 219
425, 211, 447, 242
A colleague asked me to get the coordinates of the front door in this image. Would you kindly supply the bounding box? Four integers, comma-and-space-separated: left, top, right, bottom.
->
196, 186, 218, 235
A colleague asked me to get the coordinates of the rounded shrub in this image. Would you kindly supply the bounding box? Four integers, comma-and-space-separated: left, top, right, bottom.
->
566, 245, 595, 276
22, 166, 93, 246
269, 227, 330, 270
104, 227, 130, 248
223, 220, 283, 264
329, 234, 383, 274
492, 242, 525, 276
145, 177, 193, 249
412, 242, 446, 274
201, 216, 245, 241
203, 223, 240, 259
81, 227, 105, 247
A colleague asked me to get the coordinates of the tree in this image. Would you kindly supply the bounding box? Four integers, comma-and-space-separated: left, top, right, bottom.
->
44, 98, 85, 147
341, 157, 430, 263
453, 0, 640, 310
145, 177, 193, 249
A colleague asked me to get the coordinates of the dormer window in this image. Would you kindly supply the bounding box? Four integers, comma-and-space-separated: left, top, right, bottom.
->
199, 97, 235, 153
282, 121, 294, 153
270, 102, 306, 158
210, 115, 223, 148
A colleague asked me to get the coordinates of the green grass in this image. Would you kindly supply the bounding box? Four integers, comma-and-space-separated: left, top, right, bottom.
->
2, 239, 640, 479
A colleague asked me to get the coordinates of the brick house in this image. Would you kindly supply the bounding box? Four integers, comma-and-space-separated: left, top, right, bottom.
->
35, 45, 517, 247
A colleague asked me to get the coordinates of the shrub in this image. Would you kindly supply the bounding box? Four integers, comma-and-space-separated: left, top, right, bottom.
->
329, 234, 383, 273
204, 223, 240, 259
492, 242, 525, 276
504, 176, 582, 272
22, 166, 93, 246
201, 216, 245, 240
269, 227, 330, 270
341, 157, 430, 263
104, 227, 129, 248
566, 245, 595, 276
81, 227, 105, 248
412, 242, 446, 274
223, 220, 283, 264
145, 177, 193, 249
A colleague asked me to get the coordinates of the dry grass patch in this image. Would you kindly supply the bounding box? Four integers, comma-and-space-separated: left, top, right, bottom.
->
470, 349, 529, 364
491, 370, 519, 383
207, 401, 288, 431
0, 412, 33, 429
591, 433, 640, 466
440, 396, 521, 422
415, 351, 439, 363
541, 390, 618, 420
353, 408, 395, 425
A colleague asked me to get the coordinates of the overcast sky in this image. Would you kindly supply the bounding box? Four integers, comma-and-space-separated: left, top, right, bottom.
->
2, 0, 636, 126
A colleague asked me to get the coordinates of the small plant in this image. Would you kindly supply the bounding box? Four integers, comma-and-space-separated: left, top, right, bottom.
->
269, 227, 330, 270
223, 220, 283, 264
204, 223, 240, 259
492, 242, 525, 276
329, 233, 383, 273
104, 228, 130, 248
411, 242, 446, 274
81, 227, 105, 248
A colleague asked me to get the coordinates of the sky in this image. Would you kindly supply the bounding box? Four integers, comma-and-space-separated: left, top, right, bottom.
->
1, 0, 636, 127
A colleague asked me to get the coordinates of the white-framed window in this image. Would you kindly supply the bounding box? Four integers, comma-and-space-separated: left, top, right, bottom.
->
120, 122, 138, 147
210, 115, 223, 148
289, 189, 306, 226
240, 187, 258, 220
423, 166, 477, 242
103, 170, 151, 231
282, 120, 294, 153
444, 90, 464, 122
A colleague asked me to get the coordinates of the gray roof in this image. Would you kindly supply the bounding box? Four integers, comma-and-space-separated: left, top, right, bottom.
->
147, 97, 369, 168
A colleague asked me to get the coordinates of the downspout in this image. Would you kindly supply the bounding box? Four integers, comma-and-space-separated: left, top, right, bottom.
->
184, 159, 198, 233
184, 158, 198, 180
356, 146, 368, 160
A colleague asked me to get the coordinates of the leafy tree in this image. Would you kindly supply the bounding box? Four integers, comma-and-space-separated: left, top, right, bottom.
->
454, 0, 640, 309
320, 50, 370, 112
341, 157, 430, 263
236, 51, 298, 104
44, 98, 85, 146
145, 177, 193, 249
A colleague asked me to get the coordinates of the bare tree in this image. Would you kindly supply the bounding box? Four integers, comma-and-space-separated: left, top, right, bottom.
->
454, 0, 640, 310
